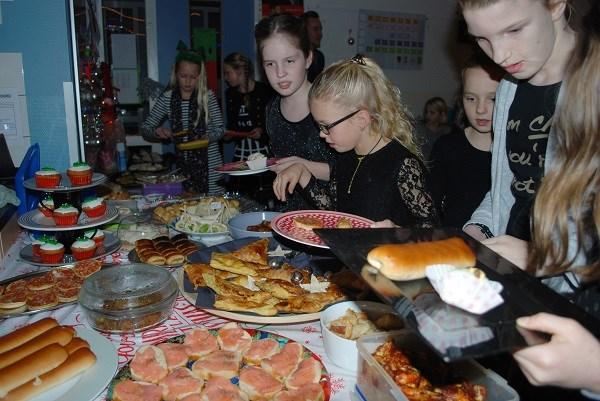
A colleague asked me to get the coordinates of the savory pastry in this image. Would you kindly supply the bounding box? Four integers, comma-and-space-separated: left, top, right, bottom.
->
213, 295, 278, 317
203, 274, 272, 305
231, 238, 269, 265
292, 216, 324, 231
184, 263, 237, 288
366, 237, 477, 281
210, 252, 267, 276
336, 217, 353, 229
254, 279, 307, 300
275, 291, 346, 314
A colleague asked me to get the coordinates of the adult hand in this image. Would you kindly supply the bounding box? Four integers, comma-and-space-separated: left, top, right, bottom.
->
269, 156, 306, 173
482, 235, 529, 270
272, 163, 311, 202
513, 313, 600, 393
371, 219, 398, 228
155, 127, 173, 139
463, 224, 488, 241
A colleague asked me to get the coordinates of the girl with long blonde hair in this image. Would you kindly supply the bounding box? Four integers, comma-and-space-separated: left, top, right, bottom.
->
274, 55, 437, 227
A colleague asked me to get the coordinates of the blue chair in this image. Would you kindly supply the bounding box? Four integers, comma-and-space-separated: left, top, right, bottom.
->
15, 143, 40, 215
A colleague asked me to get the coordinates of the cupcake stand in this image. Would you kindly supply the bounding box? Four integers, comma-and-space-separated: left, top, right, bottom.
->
17, 172, 121, 266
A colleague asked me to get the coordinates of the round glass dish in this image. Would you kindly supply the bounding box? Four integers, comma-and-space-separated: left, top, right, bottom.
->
79, 264, 178, 333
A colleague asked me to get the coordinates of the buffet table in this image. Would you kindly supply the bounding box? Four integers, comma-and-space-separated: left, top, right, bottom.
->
0, 231, 357, 401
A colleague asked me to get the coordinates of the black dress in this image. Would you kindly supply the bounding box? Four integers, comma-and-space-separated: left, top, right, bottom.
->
265, 96, 334, 211
429, 129, 491, 228
300, 139, 438, 227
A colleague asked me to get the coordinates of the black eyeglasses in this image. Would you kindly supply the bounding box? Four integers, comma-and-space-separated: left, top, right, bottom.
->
315, 110, 361, 135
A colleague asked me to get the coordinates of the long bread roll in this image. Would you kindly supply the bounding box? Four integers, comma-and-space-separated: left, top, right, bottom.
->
64, 337, 90, 355
2, 347, 97, 401
0, 318, 58, 354
0, 326, 74, 369
367, 237, 476, 281
0, 343, 68, 396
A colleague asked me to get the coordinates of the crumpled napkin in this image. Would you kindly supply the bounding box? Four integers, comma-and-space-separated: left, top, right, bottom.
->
0, 185, 20, 208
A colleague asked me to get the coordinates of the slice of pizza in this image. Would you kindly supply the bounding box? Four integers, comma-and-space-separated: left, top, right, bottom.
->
231, 238, 269, 265
213, 295, 278, 316
210, 252, 267, 276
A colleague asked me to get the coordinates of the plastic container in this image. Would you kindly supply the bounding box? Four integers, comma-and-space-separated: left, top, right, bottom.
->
356, 330, 519, 401
320, 301, 399, 372
143, 182, 183, 196
116, 142, 127, 172
79, 264, 178, 333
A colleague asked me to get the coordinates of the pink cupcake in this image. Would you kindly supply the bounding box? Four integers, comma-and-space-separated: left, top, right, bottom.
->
39, 240, 65, 264
52, 204, 79, 226
71, 237, 97, 261
81, 197, 106, 218
66, 161, 93, 186
35, 167, 61, 188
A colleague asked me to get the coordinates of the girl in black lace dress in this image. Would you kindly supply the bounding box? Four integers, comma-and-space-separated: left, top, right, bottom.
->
273, 55, 437, 227
255, 14, 334, 211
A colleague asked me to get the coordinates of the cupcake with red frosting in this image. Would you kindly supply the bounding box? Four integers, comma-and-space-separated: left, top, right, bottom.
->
35, 167, 61, 188
66, 161, 93, 186
81, 197, 106, 218
71, 237, 97, 261
84, 229, 105, 247
37, 195, 55, 217
39, 240, 65, 264
52, 203, 79, 226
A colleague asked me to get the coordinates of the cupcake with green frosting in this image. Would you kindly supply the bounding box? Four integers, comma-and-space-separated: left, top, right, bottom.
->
66, 161, 93, 186
35, 167, 61, 188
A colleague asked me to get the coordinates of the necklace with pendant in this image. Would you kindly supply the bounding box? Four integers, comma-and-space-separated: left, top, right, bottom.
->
347, 136, 383, 194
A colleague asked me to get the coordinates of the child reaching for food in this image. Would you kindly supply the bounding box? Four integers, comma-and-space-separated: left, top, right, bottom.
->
273, 55, 437, 227
254, 13, 334, 211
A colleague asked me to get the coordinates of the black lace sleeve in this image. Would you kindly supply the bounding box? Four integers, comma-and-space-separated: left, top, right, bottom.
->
299, 160, 336, 210
397, 157, 439, 228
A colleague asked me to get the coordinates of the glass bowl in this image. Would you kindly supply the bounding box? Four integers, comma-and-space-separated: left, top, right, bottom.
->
78, 264, 178, 333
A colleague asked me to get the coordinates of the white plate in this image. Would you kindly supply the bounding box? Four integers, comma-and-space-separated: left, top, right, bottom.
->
24, 173, 107, 192
30, 326, 118, 401
18, 206, 120, 231
220, 166, 269, 176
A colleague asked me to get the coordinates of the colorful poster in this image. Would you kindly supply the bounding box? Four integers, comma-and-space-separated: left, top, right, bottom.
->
262, 0, 304, 17
357, 10, 426, 70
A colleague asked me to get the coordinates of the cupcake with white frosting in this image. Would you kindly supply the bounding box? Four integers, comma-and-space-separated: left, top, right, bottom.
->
52, 203, 79, 226
35, 167, 61, 188
81, 197, 106, 218
71, 237, 97, 261
66, 161, 93, 186
39, 240, 65, 264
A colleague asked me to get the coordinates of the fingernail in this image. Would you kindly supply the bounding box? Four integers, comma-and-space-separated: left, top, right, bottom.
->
516, 317, 529, 326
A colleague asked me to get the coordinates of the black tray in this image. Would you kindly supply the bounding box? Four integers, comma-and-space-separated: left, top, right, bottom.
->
314, 227, 600, 362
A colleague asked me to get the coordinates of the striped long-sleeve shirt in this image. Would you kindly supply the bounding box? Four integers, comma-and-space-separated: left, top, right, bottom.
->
142, 89, 225, 194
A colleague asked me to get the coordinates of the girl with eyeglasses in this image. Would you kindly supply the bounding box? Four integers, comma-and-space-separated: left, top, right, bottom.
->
255, 13, 334, 211
273, 55, 438, 227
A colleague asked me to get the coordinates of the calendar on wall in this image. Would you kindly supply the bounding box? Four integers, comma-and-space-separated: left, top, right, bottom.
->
357, 10, 427, 70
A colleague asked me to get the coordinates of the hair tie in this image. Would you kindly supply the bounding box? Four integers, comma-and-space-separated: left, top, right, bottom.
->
350, 54, 366, 65
175, 40, 205, 65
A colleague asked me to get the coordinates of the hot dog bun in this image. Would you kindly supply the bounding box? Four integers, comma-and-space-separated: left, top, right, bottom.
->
0, 318, 58, 354
0, 326, 74, 369
366, 237, 476, 281
64, 337, 90, 355
2, 347, 97, 401
0, 343, 68, 396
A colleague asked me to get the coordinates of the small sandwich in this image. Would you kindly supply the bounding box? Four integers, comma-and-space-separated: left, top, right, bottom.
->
293, 216, 324, 231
